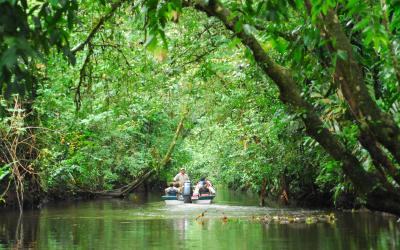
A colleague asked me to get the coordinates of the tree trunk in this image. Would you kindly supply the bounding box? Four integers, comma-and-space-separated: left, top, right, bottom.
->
259, 177, 267, 207
321, 9, 400, 164
279, 173, 289, 205
359, 130, 400, 186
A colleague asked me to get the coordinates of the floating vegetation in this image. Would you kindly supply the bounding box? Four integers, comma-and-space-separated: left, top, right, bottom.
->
192, 206, 336, 225
250, 213, 336, 225
195, 210, 207, 221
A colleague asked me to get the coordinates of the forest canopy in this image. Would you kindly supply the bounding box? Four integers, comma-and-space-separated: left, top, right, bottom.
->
1, 0, 400, 215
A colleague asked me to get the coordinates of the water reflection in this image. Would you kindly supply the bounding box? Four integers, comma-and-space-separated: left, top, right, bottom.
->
0, 191, 399, 249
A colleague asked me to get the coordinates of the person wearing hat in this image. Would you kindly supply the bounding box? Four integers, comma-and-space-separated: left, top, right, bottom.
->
173, 168, 190, 187
193, 177, 215, 197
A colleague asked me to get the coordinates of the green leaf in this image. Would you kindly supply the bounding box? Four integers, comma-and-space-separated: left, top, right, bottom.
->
144, 34, 158, 52
0, 163, 12, 181
244, 47, 255, 64
234, 18, 243, 33
337, 50, 348, 60
353, 18, 369, 32
48, 0, 59, 7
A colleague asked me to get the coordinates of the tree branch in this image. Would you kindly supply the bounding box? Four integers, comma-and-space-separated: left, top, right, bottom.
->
321, 9, 400, 164
254, 24, 297, 42
71, 0, 128, 54
74, 45, 93, 111
359, 130, 400, 186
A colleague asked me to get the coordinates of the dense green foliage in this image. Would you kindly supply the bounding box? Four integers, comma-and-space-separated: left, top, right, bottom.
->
1, 0, 400, 214
0, 0, 77, 101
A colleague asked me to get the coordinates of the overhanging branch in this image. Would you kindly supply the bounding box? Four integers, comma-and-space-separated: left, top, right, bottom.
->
71, 0, 128, 54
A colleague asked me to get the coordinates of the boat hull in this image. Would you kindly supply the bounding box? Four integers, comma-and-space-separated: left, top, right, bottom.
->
162, 195, 184, 205
161, 194, 216, 205
192, 199, 212, 204
164, 199, 184, 205
191, 195, 215, 204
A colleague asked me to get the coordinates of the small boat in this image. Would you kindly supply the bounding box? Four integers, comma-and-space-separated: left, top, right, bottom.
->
191, 194, 216, 204
162, 181, 216, 204
162, 195, 184, 205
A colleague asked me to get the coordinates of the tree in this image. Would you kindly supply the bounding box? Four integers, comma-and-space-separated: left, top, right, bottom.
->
173, 0, 400, 215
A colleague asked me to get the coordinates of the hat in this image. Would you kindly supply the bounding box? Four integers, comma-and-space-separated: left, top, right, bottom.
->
180, 168, 185, 171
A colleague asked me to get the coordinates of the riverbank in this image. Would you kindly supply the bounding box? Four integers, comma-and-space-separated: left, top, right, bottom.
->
1, 181, 362, 214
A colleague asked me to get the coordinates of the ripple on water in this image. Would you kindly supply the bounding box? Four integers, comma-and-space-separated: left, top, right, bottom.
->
129, 202, 327, 220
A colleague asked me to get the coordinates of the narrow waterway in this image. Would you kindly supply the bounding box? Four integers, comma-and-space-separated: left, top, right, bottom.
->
0, 187, 398, 249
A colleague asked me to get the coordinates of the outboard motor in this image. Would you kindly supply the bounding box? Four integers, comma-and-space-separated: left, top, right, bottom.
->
182, 181, 192, 203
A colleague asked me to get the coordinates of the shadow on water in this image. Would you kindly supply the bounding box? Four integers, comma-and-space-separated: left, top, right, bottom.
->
0, 187, 399, 250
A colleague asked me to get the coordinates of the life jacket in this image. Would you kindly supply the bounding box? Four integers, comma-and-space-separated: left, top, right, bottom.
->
198, 181, 209, 194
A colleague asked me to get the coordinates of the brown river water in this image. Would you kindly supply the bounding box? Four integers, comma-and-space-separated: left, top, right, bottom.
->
0, 187, 399, 249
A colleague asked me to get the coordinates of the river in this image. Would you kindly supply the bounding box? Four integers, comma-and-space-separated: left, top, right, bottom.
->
0, 187, 399, 249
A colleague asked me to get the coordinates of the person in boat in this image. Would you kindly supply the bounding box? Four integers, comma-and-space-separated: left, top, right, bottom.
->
165, 183, 180, 196
173, 168, 190, 187
193, 177, 215, 197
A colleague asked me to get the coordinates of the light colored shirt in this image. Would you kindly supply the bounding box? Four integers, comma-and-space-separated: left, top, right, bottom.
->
173, 173, 190, 185
194, 180, 216, 195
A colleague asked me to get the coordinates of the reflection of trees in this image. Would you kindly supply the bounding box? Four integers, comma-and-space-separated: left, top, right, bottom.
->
172, 218, 189, 241
0, 205, 399, 249
258, 213, 399, 250
14, 213, 23, 250
0, 212, 39, 249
